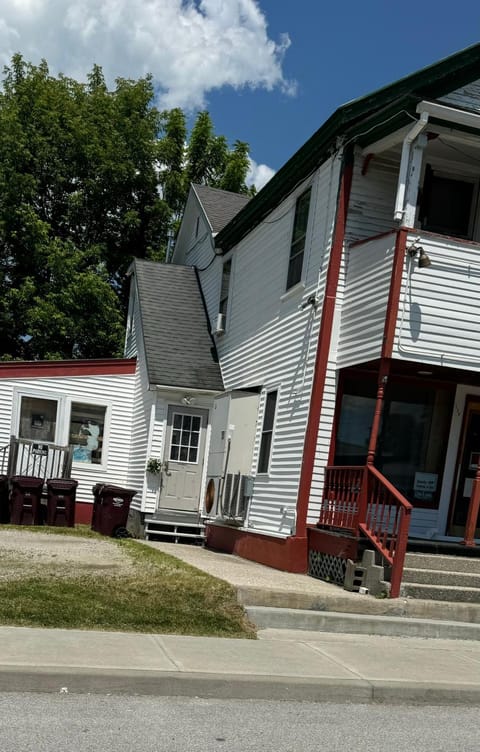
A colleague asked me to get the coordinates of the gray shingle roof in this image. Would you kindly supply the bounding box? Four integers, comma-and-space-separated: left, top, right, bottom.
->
134, 259, 224, 392
192, 184, 250, 234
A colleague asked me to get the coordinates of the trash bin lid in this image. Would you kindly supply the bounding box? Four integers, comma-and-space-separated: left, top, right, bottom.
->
47, 478, 79, 490
10, 475, 44, 489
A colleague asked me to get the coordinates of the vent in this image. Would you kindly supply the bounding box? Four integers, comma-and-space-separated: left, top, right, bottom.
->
214, 313, 226, 335
220, 472, 252, 525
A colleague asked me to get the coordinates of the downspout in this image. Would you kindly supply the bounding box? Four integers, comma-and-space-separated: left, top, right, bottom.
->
393, 112, 429, 222
295, 147, 354, 539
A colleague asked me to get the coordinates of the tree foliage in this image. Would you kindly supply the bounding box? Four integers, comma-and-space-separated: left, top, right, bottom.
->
0, 55, 253, 360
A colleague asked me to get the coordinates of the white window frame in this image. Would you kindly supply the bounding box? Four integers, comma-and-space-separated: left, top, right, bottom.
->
256, 388, 279, 477
285, 187, 312, 291
12, 389, 66, 446
68, 397, 112, 472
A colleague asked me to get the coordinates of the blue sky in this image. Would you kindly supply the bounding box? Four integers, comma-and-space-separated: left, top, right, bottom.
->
1, 0, 479, 188
206, 2, 480, 172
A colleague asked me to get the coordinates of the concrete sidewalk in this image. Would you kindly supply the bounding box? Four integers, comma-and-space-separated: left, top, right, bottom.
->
1, 625, 480, 705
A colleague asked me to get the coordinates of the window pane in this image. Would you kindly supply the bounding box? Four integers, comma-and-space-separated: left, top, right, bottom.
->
70, 403, 106, 464
19, 397, 58, 442
182, 415, 192, 430
257, 391, 277, 473
287, 252, 304, 290
189, 447, 198, 463
258, 432, 272, 474
173, 414, 182, 429
192, 416, 201, 432
170, 445, 179, 461
263, 391, 277, 432
180, 446, 188, 462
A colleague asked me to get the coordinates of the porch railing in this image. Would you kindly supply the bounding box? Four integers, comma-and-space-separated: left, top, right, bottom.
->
320, 465, 413, 598
2, 436, 73, 481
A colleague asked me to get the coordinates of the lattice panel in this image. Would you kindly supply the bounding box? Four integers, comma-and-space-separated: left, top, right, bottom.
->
308, 550, 346, 586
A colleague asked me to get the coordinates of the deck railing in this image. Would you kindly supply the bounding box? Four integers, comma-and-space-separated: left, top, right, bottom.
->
4, 436, 73, 481
320, 465, 412, 598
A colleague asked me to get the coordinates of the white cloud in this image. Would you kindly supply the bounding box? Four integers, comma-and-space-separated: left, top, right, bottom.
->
0, 0, 294, 110
247, 157, 275, 190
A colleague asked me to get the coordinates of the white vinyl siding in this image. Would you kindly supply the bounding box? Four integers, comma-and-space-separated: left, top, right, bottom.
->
0, 372, 135, 505
216, 155, 342, 534
336, 233, 396, 368
393, 232, 480, 370
345, 150, 399, 245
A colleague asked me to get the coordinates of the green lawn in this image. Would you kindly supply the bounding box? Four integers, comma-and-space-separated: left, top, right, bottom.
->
0, 528, 256, 638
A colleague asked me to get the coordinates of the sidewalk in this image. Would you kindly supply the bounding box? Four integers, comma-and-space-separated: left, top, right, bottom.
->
1, 625, 480, 704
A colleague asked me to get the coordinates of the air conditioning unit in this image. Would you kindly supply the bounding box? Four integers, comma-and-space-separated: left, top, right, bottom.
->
221, 472, 253, 525
214, 313, 226, 335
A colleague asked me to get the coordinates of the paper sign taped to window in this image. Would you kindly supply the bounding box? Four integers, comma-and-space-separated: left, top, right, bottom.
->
414, 472, 438, 500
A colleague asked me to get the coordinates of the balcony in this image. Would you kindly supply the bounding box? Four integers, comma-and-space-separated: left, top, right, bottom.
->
337, 229, 480, 372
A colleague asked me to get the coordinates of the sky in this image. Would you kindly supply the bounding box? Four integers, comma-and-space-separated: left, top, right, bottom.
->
0, 1, 479, 189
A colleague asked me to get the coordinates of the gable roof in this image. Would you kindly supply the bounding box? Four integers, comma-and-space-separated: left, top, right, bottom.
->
215, 42, 480, 253
192, 184, 250, 233
133, 259, 224, 392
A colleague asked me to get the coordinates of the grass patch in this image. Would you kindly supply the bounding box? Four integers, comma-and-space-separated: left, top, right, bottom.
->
0, 536, 256, 638
1, 524, 101, 538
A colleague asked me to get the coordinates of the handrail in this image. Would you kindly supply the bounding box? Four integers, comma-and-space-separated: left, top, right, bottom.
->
6, 436, 73, 481
319, 464, 412, 598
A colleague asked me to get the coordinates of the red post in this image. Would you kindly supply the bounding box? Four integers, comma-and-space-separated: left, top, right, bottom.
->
357, 466, 369, 526
366, 361, 390, 466
461, 463, 480, 547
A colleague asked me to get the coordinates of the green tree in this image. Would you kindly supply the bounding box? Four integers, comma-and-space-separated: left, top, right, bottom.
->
0, 56, 254, 360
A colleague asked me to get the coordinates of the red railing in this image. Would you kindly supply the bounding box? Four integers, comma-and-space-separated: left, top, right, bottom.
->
320, 465, 412, 598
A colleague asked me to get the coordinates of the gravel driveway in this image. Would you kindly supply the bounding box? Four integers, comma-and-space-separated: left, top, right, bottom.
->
0, 530, 133, 581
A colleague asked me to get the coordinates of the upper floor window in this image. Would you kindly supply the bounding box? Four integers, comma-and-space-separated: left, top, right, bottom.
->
419, 164, 476, 239
257, 390, 278, 474
286, 188, 311, 290
219, 259, 232, 321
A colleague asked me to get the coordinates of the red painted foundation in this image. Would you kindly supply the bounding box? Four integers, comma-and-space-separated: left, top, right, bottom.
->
74, 501, 93, 526
206, 523, 308, 573
308, 526, 358, 561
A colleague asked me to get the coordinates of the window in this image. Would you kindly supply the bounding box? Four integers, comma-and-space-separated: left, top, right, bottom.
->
219, 259, 232, 320
170, 413, 201, 463
286, 188, 311, 290
420, 164, 476, 239
19, 396, 58, 443
70, 403, 106, 464
257, 390, 277, 474
335, 376, 453, 507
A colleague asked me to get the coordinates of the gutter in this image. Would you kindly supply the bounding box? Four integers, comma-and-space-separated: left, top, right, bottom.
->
393, 112, 429, 222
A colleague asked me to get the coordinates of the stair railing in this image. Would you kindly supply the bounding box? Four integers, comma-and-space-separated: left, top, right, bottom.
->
320, 465, 412, 597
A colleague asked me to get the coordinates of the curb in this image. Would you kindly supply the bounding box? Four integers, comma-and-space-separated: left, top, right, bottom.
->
0, 667, 479, 705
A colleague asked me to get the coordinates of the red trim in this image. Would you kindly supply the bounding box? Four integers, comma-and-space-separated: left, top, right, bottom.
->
0, 358, 136, 379
382, 228, 407, 358
349, 229, 397, 249
295, 156, 354, 538
206, 523, 308, 573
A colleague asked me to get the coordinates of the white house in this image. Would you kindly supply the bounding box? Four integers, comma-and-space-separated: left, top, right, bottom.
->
163, 43, 480, 594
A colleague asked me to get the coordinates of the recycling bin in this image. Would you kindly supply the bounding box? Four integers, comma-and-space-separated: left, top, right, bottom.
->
90, 484, 137, 537
0, 475, 10, 524
10, 476, 44, 526
46, 478, 78, 527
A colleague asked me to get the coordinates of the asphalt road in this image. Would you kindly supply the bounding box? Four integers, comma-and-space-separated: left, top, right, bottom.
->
0, 693, 477, 751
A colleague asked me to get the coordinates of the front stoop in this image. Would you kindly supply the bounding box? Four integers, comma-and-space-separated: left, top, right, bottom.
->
401, 553, 480, 603
145, 511, 205, 544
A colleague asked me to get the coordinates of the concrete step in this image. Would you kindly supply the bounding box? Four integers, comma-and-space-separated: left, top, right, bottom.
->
401, 582, 480, 603
402, 567, 480, 588
145, 518, 205, 544
246, 606, 480, 640
404, 552, 480, 574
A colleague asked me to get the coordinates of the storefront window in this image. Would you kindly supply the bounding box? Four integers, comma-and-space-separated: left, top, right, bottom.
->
335, 376, 453, 506
69, 403, 106, 464
19, 396, 58, 443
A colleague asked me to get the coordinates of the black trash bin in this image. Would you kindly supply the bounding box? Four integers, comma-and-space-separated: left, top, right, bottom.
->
10, 476, 44, 526
0, 475, 10, 524
91, 485, 137, 537
46, 478, 78, 527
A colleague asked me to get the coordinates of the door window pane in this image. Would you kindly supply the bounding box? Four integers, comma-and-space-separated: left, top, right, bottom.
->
169, 412, 201, 464
19, 397, 58, 442
70, 403, 106, 464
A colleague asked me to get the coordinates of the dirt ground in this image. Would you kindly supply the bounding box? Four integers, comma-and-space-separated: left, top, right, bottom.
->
0, 530, 134, 581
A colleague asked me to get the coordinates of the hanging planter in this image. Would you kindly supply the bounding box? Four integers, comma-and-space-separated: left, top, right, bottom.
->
146, 457, 162, 475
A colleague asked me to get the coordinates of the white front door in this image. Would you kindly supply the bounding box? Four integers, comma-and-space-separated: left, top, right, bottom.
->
158, 406, 208, 512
